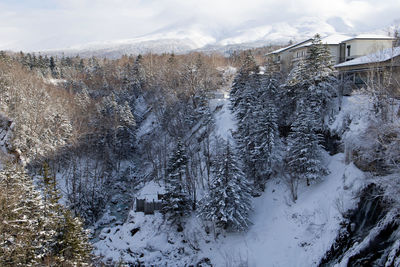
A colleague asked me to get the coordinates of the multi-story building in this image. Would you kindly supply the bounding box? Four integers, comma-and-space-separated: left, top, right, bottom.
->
266, 34, 395, 75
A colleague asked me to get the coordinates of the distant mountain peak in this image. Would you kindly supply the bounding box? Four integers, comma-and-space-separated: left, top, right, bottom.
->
42, 16, 362, 58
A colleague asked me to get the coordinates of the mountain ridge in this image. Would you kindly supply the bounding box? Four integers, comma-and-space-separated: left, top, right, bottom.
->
41, 16, 393, 58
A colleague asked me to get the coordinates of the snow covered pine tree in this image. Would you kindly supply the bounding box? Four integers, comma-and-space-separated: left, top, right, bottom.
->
286, 101, 329, 201
199, 142, 252, 232
250, 75, 280, 190
39, 162, 92, 265
162, 139, 192, 231
0, 164, 92, 266
284, 34, 334, 201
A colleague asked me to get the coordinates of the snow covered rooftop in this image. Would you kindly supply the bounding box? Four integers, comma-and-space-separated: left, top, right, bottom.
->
266, 38, 313, 55
267, 34, 352, 55
342, 34, 395, 42
321, 34, 354, 44
294, 34, 352, 49
335, 46, 400, 68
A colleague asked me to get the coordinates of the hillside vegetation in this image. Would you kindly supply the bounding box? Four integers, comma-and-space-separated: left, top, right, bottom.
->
0, 35, 399, 266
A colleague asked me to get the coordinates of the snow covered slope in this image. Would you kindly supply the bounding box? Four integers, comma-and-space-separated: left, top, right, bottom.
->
209, 89, 236, 141
92, 154, 364, 266
92, 92, 369, 266
200, 154, 364, 267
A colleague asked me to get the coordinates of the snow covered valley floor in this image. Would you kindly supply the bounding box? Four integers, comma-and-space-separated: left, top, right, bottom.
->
93, 153, 365, 266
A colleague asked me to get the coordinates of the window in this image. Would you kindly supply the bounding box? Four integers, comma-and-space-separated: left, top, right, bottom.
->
347, 45, 351, 57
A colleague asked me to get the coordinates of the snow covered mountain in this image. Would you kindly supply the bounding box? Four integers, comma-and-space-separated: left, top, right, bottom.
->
44, 16, 357, 58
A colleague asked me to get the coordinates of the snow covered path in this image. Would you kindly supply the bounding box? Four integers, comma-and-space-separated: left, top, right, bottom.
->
209, 91, 236, 142
199, 153, 364, 267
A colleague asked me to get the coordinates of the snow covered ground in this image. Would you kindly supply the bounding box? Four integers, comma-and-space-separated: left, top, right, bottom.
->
209, 91, 236, 141
44, 78, 66, 86
198, 153, 364, 267
93, 153, 365, 266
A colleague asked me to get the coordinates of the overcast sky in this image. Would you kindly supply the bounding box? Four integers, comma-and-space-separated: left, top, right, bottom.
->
1, 0, 399, 51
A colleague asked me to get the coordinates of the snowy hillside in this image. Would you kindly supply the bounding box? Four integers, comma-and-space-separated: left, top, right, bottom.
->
93, 154, 364, 266
204, 154, 363, 267
91, 90, 372, 266
3, 0, 400, 264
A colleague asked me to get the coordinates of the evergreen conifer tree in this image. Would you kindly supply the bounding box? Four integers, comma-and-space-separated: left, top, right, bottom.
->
39, 162, 63, 259
231, 73, 260, 188
251, 97, 279, 188
306, 34, 337, 130
59, 210, 92, 265
0, 164, 92, 266
230, 51, 258, 110
307, 34, 334, 80
0, 165, 47, 265
251, 75, 280, 189
286, 102, 329, 189
231, 72, 280, 191
39, 163, 92, 265
162, 140, 192, 228
199, 142, 252, 232
284, 34, 337, 131
133, 54, 146, 91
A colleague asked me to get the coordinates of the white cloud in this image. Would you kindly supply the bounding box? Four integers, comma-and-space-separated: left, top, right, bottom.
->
0, 0, 399, 51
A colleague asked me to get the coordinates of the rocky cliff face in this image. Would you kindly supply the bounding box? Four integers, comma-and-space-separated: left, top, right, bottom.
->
0, 114, 19, 165
320, 183, 400, 266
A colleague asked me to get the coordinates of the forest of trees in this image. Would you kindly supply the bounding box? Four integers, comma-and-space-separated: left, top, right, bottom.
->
1, 33, 400, 265
0, 49, 242, 264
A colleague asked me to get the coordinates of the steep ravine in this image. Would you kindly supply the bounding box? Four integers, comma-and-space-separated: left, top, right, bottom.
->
319, 183, 400, 266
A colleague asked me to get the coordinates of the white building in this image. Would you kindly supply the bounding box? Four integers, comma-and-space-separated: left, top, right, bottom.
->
339, 34, 395, 62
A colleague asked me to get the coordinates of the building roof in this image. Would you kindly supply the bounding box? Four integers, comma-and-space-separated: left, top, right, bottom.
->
266, 38, 313, 55
342, 34, 395, 42
335, 46, 400, 68
293, 34, 352, 50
